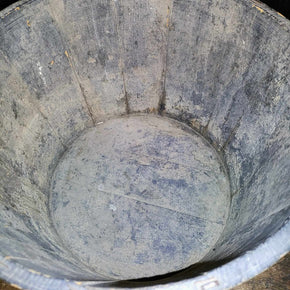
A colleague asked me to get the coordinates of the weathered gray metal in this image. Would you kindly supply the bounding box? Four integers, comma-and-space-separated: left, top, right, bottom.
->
0, 0, 289, 289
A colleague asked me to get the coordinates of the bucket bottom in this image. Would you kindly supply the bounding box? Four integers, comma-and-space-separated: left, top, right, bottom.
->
50, 115, 231, 280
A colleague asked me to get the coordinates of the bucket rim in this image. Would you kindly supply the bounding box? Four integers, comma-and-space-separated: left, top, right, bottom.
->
0, 221, 289, 290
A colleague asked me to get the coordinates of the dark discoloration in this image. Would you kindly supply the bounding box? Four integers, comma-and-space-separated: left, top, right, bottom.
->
11, 101, 17, 119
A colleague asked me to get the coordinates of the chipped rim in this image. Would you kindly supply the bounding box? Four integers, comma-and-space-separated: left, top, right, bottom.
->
0, 0, 290, 289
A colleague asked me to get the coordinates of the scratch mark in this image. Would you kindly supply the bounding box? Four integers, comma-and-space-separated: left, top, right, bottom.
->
4, 15, 24, 30
95, 186, 224, 225
4, 256, 30, 261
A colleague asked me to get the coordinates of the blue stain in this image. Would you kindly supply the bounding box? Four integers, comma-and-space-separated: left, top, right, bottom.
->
158, 178, 188, 189
135, 252, 149, 264
113, 238, 124, 248
173, 163, 179, 169
153, 239, 176, 257
154, 134, 176, 147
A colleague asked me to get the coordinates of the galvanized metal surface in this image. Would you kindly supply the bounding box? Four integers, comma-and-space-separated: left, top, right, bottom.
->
0, 0, 289, 288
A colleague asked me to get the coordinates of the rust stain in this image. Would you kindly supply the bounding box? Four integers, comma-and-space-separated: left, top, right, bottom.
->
15, 7, 20, 11
148, 107, 157, 113
50, 60, 54, 66
74, 281, 83, 285
166, 17, 170, 28
28, 269, 42, 275
280, 252, 287, 259
3, 11, 12, 17
26, 20, 31, 27
252, 5, 264, 13
10, 284, 22, 290
277, 12, 285, 18
166, 6, 171, 28
190, 119, 201, 131
64, 50, 73, 67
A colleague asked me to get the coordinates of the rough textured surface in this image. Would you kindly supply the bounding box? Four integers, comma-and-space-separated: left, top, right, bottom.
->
0, 0, 289, 287
50, 115, 230, 279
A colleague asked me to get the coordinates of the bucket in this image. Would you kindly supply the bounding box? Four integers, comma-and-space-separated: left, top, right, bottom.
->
0, 0, 289, 289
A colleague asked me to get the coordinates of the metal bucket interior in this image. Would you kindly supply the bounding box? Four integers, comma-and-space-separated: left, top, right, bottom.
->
0, 0, 289, 289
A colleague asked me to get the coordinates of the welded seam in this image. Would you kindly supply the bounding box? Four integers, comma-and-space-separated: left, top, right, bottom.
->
205, 11, 259, 140
48, 5, 96, 126
112, 0, 130, 114
220, 20, 286, 151
204, 8, 237, 131
217, 13, 274, 149
158, 1, 173, 115
64, 50, 96, 126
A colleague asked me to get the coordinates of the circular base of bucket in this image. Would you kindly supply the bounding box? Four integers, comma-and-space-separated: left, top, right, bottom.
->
50, 114, 230, 280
